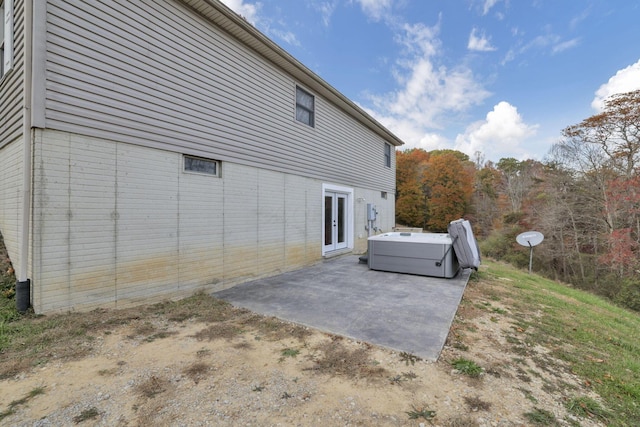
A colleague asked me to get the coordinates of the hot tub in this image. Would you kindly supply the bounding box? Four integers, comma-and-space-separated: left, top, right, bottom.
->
367, 232, 459, 278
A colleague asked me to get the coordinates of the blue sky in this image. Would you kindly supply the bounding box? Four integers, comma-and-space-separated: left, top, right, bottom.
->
220, 0, 640, 163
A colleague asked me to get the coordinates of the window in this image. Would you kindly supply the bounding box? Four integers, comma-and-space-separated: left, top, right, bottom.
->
1, 0, 13, 78
381, 191, 388, 199
184, 155, 220, 177
384, 143, 391, 168
295, 86, 315, 127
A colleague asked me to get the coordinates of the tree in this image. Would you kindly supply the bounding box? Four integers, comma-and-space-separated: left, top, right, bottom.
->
535, 90, 640, 309
599, 175, 640, 275
396, 149, 429, 185
422, 152, 474, 231
457, 90, 640, 310
395, 149, 430, 227
496, 158, 538, 213
523, 163, 596, 283
471, 162, 501, 238
395, 148, 475, 230
395, 181, 428, 227
562, 89, 640, 178
429, 149, 470, 163
560, 90, 640, 271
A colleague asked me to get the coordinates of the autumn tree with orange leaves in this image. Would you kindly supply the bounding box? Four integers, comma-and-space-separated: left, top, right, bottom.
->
423, 151, 475, 231
559, 90, 640, 277
392, 91, 640, 311
527, 89, 640, 309
395, 149, 430, 228
395, 148, 474, 231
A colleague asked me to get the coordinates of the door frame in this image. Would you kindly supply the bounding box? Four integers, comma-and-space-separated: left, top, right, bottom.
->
322, 183, 354, 256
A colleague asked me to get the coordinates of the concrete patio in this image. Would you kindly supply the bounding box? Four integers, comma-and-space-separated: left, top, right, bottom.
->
214, 255, 471, 361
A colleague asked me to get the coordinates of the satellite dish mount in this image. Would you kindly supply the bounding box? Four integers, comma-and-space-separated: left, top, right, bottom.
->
516, 231, 544, 274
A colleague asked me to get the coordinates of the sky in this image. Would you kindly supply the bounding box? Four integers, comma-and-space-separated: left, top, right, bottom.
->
220, 0, 640, 163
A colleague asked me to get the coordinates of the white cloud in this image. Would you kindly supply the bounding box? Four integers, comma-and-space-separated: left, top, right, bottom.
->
504, 26, 579, 64
219, 0, 261, 25
222, 0, 302, 46
482, 0, 501, 16
363, 20, 491, 151
364, 111, 451, 151
454, 102, 538, 161
267, 28, 300, 46
353, 0, 393, 22
468, 28, 497, 52
525, 33, 559, 51
500, 48, 516, 65
569, 7, 591, 30
551, 37, 580, 54
591, 59, 640, 111
315, 1, 338, 27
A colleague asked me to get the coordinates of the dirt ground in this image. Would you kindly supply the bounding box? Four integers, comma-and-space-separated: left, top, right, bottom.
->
0, 276, 604, 427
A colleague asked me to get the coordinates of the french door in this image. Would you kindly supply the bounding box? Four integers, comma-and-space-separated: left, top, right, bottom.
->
324, 191, 348, 252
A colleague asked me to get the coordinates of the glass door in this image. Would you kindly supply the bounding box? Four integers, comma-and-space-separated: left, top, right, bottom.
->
324, 191, 348, 252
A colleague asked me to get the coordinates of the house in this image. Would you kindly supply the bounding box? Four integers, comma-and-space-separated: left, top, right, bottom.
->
0, 0, 403, 314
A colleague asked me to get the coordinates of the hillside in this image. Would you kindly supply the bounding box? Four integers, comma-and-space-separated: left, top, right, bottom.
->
0, 247, 638, 425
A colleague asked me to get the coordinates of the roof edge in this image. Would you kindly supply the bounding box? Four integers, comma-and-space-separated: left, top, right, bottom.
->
181, 0, 404, 147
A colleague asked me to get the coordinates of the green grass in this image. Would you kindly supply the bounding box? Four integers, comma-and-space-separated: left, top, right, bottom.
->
483, 260, 640, 426
72, 406, 100, 423
399, 351, 421, 365
523, 407, 558, 425
451, 358, 483, 377
0, 282, 20, 326
565, 395, 610, 423
406, 405, 436, 421
280, 347, 300, 358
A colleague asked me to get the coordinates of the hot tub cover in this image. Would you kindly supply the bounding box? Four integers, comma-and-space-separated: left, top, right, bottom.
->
448, 219, 481, 270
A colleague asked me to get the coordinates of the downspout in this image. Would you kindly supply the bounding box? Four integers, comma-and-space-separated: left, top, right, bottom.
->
16, 0, 34, 313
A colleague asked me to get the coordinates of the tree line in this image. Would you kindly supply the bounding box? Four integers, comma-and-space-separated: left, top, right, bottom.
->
395, 90, 640, 311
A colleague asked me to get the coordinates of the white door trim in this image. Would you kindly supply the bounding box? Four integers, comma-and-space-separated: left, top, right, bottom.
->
322, 183, 354, 256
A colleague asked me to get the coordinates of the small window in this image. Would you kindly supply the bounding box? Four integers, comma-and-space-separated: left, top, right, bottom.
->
296, 86, 315, 127
384, 143, 391, 168
1, 0, 13, 78
381, 191, 388, 199
184, 155, 219, 176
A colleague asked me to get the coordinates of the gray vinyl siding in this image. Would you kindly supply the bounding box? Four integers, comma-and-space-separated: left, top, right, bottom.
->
0, 0, 24, 273
0, 0, 24, 149
43, 0, 396, 193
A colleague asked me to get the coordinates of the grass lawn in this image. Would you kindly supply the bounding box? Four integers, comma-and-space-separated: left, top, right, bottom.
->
479, 261, 640, 426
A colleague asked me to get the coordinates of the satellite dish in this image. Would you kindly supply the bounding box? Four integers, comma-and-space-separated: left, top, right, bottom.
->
516, 231, 544, 247
516, 231, 544, 274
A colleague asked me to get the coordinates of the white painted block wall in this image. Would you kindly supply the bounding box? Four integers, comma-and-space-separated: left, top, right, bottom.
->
353, 188, 396, 253
31, 130, 331, 312
0, 138, 23, 268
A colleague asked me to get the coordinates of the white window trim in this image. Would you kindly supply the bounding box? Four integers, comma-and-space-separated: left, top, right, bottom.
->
1, 0, 13, 78
295, 85, 315, 128
183, 155, 221, 177
384, 143, 391, 168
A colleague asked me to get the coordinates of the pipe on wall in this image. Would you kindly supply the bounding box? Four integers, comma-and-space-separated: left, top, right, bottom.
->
16, 0, 34, 313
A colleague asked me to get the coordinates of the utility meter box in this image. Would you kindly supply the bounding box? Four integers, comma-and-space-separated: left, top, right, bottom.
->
367, 203, 377, 221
